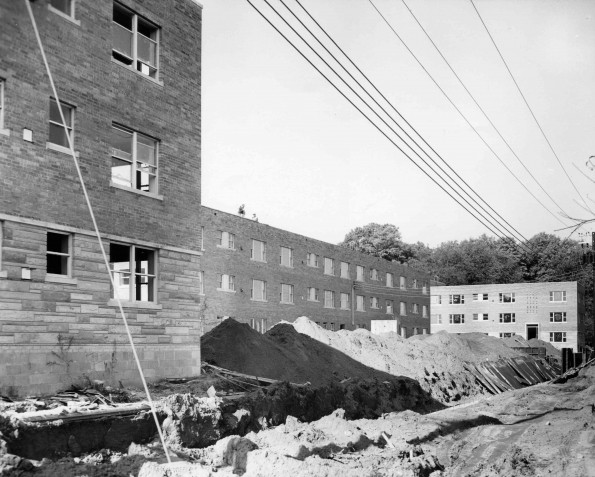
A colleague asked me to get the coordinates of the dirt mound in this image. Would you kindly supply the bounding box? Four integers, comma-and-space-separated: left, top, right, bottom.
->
527, 338, 561, 357
202, 319, 431, 388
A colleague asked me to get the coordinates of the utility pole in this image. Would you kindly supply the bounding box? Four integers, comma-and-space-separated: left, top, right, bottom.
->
592, 231, 594, 352
579, 232, 595, 352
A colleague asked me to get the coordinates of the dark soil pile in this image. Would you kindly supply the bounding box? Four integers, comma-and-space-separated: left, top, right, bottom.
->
202, 319, 413, 387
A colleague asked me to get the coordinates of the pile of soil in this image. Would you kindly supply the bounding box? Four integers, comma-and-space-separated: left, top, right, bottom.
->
290, 317, 524, 403
202, 319, 430, 387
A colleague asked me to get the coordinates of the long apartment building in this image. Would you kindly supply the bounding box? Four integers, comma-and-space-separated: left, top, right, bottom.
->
0, 0, 203, 396
199, 207, 432, 335
430, 282, 586, 352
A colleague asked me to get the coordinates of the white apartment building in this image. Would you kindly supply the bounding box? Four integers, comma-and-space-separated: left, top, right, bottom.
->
430, 282, 586, 352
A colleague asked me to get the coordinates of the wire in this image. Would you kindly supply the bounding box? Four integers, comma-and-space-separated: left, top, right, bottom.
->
399, 0, 570, 224
23, 0, 172, 465
248, 0, 533, 255
286, 0, 535, 249
367, 0, 566, 228
469, 0, 593, 215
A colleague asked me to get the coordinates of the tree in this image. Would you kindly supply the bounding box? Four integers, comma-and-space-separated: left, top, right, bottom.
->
339, 223, 415, 263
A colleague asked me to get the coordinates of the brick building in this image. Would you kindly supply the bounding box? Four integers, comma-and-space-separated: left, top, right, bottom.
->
430, 282, 586, 352
199, 207, 432, 335
0, 0, 202, 396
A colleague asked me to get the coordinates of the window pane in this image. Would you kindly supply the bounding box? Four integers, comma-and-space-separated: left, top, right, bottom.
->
137, 134, 156, 165
135, 247, 155, 275
47, 232, 68, 253
50, 0, 71, 15
113, 3, 133, 29
110, 243, 130, 300
47, 254, 68, 275
49, 99, 71, 124
111, 127, 133, 160
137, 33, 157, 66
49, 123, 69, 147
111, 157, 132, 187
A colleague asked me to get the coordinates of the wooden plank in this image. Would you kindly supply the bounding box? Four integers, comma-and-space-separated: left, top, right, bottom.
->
21, 404, 151, 423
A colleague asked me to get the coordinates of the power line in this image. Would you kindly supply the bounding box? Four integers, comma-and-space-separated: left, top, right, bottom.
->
247, 0, 533, 254
400, 0, 570, 224
368, 0, 566, 228
469, 0, 593, 215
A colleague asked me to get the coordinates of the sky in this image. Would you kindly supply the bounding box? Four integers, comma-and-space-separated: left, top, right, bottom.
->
199, 0, 595, 248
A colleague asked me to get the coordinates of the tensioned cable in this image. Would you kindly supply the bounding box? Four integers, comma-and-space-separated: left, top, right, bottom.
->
283, 0, 534, 249
23, 0, 172, 465
400, 0, 570, 224
367, 0, 566, 227
469, 0, 593, 215
248, 0, 533, 255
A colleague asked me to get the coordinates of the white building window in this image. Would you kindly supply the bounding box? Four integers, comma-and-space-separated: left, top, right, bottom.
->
47, 232, 72, 277
386, 273, 393, 288
251, 279, 267, 301
431, 295, 441, 305
340, 261, 349, 279
250, 318, 267, 334
110, 243, 156, 302
281, 283, 294, 304
49, 98, 74, 149
307, 287, 319, 302
356, 295, 365, 311
49, 0, 76, 20
112, 2, 159, 79
449, 294, 464, 304
111, 125, 158, 194
356, 265, 365, 282
198, 271, 204, 294
483, 313, 489, 320
422, 305, 428, 318
386, 300, 393, 314
500, 332, 515, 338
473, 313, 479, 321
550, 332, 567, 343
499, 292, 515, 303
280, 247, 293, 267
473, 293, 489, 301
217, 274, 235, 292
324, 257, 334, 276
370, 296, 379, 309
306, 252, 318, 267
399, 276, 406, 290
449, 314, 464, 324
399, 301, 407, 315
251, 239, 266, 262
549, 291, 567, 302
370, 268, 378, 281
324, 290, 335, 308
550, 312, 567, 323
499, 313, 516, 323
431, 313, 441, 324
340, 292, 350, 310
217, 231, 235, 250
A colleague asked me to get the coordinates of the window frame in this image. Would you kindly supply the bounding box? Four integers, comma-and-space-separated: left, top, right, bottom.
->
449, 294, 465, 305
386, 272, 393, 288
386, 300, 393, 315
198, 270, 204, 295
356, 265, 365, 282
46, 231, 73, 278
370, 268, 378, 281
356, 294, 365, 312
399, 276, 406, 290
370, 296, 379, 309
48, 97, 74, 152
324, 257, 334, 276
499, 292, 516, 303
550, 331, 567, 343
0, 79, 6, 134
550, 312, 567, 323
399, 301, 407, 316
449, 314, 465, 324
431, 313, 442, 324
422, 305, 428, 318
216, 231, 236, 250
340, 261, 350, 279
499, 313, 516, 323
217, 274, 235, 293
280, 283, 294, 304
48, 0, 78, 23
109, 242, 157, 303
280, 247, 293, 268
307, 287, 319, 302
324, 290, 335, 309
431, 295, 441, 305
251, 279, 267, 302
306, 252, 318, 268
251, 239, 266, 262
340, 292, 350, 310
549, 291, 567, 303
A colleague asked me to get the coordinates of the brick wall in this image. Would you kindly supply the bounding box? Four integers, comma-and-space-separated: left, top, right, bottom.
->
200, 207, 432, 334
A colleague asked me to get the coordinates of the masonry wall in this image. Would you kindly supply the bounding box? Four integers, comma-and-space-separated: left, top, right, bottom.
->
430, 282, 585, 352
200, 207, 432, 334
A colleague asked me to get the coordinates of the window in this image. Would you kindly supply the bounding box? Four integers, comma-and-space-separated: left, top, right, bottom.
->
324, 290, 335, 308
250, 318, 267, 334
449, 314, 464, 324
356, 295, 365, 311
340, 293, 350, 310
411, 303, 419, 314
198, 271, 204, 294
340, 261, 349, 279
217, 231, 235, 250
370, 268, 378, 281
306, 253, 318, 267
324, 257, 334, 276
386, 273, 393, 288
499, 313, 516, 323
356, 265, 365, 282
400, 301, 407, 315
112, 2, 159, 79
251, 279, 267, 301
386, 300, 393, 314
412, 278, 418, 289
111, 125, 158, 194
474, 293, 488, 301
0, 79, 5, 132
499, 292, 515, 303
549, 291, 567, 302
110, 243, 156, 302
399, 276, 406, 290
422, 281, 428, 294
550, 312, 567, 323
483, 313, 489, 321
46, 232, 71, 276
340, 324, 345, 330
431, 314, 442, 324
449, 294, 464, 304
49, 0, 75, 19
422, 305, 428, 318
473, 313, 479, 321
413, 327, 418, 336
307, 287, 319, 302
500, 332, 515, 338
280, 247, 293, 267
431, 295, 441, 305
281, 284, 294, 304
550, 332, 567, 343
49, 98, 73, 149
251, 240, 266, 262
200, 226, 204, 251
217, 274, 235, 292
370, 296, 379, 309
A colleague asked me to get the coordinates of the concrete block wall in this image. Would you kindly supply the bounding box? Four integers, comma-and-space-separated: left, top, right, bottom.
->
200, 207, 432, 334
0, 219, 202, 397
